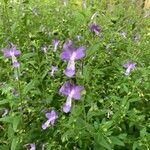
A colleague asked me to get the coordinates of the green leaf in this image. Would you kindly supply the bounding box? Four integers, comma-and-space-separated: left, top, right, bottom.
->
13, 116, 21, 132
83, 65, 90, 82
41, 69, 49, 79
110, 136, 125, 146
23, 80, 37, 95
132, 141, 139, 150
11, 136, 18, 150
8, 124, 14, 139
0, 99, 9, 105
97, 134, 112, 150
86, 43, 101, 57
0, 116, 13, 123
22, 53, 36, 60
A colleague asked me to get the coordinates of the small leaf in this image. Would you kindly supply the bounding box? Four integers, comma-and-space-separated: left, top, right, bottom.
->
132, 141, 139, 150
22, 53, 36, 60
0, 99, 9, 105
13, 116, 21, 132
86, 43, 101, 57
11, 136, 18, 150
97, 134, 112, 150
0, 116, 13, 123
110, 136, 125, 146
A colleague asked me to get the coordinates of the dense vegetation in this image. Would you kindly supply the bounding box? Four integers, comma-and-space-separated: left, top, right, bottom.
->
0, 0, 150, 149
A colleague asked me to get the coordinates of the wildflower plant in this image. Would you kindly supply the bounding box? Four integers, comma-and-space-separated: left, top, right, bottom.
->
0, 0, 150, 150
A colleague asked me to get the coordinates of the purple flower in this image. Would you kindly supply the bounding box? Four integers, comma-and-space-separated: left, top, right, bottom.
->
133, 34, 140, 42
82, 0, 87, 9
123, 61, 136, 76
39, 25, 45, 33
59, 81, 84, 113
63, 0, 67, 6
144, 10, 150, 18
1, 108, 9, 117
89, 23, 101, 35
76, 34, 82, 41
50, 65, 57, 77
30, 144, 36, 150
42, 144, 45, 150
24, 143, 36, 150
120, 31, 127, 38
42, 110, 58, 130
32, 6, 39, 16
3, 43, 21, 68
52, 39, 59, 52
41, 44, 47, 53
61, 40, 86, 77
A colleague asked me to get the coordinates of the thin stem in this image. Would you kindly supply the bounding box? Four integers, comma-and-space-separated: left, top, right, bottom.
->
16, 67, 23, 103
82, 97, 86, 121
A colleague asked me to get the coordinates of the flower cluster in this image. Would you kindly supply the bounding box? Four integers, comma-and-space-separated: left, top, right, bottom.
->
2, 9, 138, 149
59, 39, 85, 113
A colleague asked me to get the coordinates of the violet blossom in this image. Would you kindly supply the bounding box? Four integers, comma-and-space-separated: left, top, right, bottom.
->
32, 6, 39, 16
3, 43, 21, 68
42, 110, 58, 130
133, 33, 140, 42
1, 108, 9, 117
61, 40, 86, 77
120, 31, 127, 38
24, 143, 36, 150
50, 65, 57, 77
59, 81, 84, 113
52, 39, 59, 52
41, 44, 47, 53
63, 0, 67, 6
123, 61, 136, 76
76, 34, 82, 41
82, 0, 87, 9
89, 23, 101, 35
42, 144, 45, 150
30, 144, 36, 150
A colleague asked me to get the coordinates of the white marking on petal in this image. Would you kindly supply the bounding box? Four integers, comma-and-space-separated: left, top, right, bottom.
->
91, 12, 98, 20
44, 120, 51, 127
66, 95, 72, 107
67, 59, 75, 71
125, 67, 131, 75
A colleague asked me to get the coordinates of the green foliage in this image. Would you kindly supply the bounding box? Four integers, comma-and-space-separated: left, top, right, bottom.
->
0, 0, 150, 149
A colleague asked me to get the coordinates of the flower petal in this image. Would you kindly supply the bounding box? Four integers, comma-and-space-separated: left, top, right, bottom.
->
42, 120, 50, 130
64, 67, 75, 77
72, 86, 84, 100
61, 40, 74, 60
75, 46, 86, 60
12, 61, 20, 68
30, 144, 36, 150
63, 96, 72, 113
59, 81, 73, 96
63, 102, 71, 113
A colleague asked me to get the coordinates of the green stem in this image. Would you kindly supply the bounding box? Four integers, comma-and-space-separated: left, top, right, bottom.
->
82, 97, 86, 121
16, 67, 23, 103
